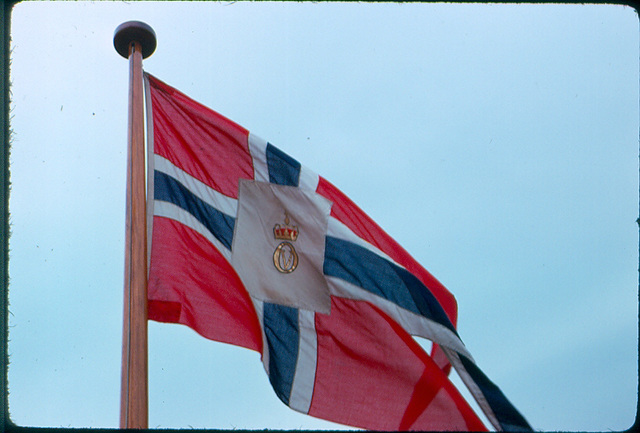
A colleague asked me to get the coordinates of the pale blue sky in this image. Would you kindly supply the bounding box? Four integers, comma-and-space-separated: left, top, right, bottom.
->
7, 1, 639, 430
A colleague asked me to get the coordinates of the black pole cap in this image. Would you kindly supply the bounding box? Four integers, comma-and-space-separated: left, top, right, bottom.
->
114, 21, 157, 59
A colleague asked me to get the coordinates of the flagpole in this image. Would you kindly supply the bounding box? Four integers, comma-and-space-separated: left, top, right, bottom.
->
114, 21, 156, 429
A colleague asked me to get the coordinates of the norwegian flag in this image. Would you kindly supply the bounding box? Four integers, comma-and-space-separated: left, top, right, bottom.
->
144, 73, 531, 431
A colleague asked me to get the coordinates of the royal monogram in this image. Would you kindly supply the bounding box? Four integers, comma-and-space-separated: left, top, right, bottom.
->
273, 212, 299, 273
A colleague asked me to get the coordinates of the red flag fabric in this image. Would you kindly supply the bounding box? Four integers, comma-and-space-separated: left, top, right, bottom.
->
144, 73, 531, 432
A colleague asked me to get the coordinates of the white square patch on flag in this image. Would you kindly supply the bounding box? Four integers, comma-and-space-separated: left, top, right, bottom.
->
232, 179, 333, 314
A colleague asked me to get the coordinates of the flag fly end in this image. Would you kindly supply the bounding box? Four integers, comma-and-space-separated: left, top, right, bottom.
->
114, 21, 157, 59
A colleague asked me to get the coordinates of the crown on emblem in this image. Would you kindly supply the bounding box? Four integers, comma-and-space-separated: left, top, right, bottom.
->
273, 212, 299, 242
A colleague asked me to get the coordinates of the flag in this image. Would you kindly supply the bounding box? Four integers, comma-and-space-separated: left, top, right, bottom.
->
144, 73, 532, 431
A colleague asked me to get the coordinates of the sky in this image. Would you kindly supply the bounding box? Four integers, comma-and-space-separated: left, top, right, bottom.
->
6, 1, 639, 431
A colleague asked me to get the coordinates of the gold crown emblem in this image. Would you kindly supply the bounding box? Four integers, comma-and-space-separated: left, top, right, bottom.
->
273, 212, 298, 242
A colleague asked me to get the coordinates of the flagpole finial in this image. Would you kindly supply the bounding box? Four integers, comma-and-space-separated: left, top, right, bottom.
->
114, 21, 157, 59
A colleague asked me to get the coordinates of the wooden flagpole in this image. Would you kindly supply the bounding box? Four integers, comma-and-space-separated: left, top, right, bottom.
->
114, 21, 156, 429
